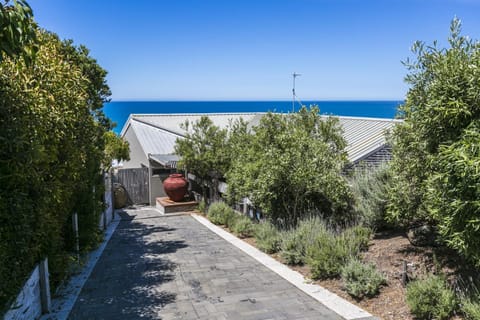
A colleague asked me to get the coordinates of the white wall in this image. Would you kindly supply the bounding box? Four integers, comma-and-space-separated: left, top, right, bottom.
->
121, 126, 148, 169
4, 266, 43, 320
150, 174, 167, 205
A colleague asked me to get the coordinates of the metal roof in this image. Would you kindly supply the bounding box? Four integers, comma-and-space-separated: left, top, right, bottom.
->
124, 113, 264, 137
149, 154, 179, 168
336, 116, 400, 162
128, 120, 179, 155
121, 113, 401, 163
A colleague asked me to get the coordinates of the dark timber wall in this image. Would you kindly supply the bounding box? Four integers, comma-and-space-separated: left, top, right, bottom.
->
116, 167, 150, 204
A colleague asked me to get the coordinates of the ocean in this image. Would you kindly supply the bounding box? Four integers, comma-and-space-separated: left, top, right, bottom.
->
104, 100, 403, 133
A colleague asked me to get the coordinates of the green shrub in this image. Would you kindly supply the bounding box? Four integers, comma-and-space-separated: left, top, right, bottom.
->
207, 202, 235, 225
224, 211, 239, 229
0, 31, 114, 311
231, 215, 255, 238
226, 107, 353, 228
280, 217, 327, 265
460, 286, 480, 320
254, 222, 281, 253
350, 165, 391, 229
427, 122, 480, 266
197, 199, 206, 213
306, 225, 371, 280
341, 225, 372, 252
281, 230, 305, 265
463, 297, 480, 320
306, 229, 346, 279
341, 258, 386, 299
406, 274, 457, 320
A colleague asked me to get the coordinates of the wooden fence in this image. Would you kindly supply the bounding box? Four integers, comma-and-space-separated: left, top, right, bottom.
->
115, 168, 149, 205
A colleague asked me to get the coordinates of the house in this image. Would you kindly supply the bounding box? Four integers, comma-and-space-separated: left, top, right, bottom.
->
120, 113, 401, 205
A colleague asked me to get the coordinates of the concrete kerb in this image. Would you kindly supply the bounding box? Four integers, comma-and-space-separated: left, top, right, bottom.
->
191, 214, 379, 320
40, 212, 122, 320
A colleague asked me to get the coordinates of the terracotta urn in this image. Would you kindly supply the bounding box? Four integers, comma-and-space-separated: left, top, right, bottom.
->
163, 174, 188, 202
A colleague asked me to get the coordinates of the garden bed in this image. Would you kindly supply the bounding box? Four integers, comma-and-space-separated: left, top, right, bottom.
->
231, 227, 466, 319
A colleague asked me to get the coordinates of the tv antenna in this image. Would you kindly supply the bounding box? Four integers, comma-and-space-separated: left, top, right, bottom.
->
292, 72, 302, 112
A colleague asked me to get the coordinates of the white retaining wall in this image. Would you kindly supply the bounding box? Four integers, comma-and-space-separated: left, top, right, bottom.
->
4, 264, 44, 320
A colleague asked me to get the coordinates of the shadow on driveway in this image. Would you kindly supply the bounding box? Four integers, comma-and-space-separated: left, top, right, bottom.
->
68, 209, 187, 319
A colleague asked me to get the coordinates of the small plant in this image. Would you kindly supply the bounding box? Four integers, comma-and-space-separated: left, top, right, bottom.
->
306, 224, 372, 279
306, 229, 345, 279
224, 210, 239, 228
281, 230, 305, 265
207, 202, 235, 225
231, 215, 255, 238
350, 165, 391, 229
406, 274, 457, 320
462, 297, 480, 320
341, 225, 372, 252
459, 284, 480, 320
254, 222, 281, 253
280, 217, 327, 265
197, 199, 206, 213
341, 257, 386, 299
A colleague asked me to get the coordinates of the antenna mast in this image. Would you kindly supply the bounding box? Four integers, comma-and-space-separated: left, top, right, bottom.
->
292, 72, 301, 112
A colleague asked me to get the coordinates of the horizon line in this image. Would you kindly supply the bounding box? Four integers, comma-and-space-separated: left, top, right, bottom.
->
108, 99, 405, 103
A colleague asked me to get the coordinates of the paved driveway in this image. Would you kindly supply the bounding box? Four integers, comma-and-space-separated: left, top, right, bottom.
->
68, 209, 343, 320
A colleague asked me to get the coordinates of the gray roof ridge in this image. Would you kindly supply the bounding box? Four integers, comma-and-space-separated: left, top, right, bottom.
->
131, 113, 400, 122
131, 112, 267, 117
321, 114, 403, 122
132, 118, 186, 138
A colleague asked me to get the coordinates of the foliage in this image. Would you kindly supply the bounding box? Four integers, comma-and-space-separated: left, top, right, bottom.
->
406, 274, 457, 320
305, 227, 341, 279
207, 202, 235, 226
58, 39, 112, 128
253, 222, 282, 254
341, 225, 372, 252
103, 131, 130, 169
350, 164, 391, 229
227, 106, 352, 227
388, 18, 480, 227
175, 116, 229, 199
458, 281, 480, 320
426, 121, 480, 266
340, 257, 386, 299
387, 18, 480, 265
280, 217, 326, 265
462, 296, 480, 320
231, 215, 255, 238
306, 225, 371, 279
0, 30, 111, 311
0, 0, 37, 64
197, 199, 206, 213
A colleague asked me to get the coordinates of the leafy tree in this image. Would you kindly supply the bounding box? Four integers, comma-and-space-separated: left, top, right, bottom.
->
0, 0, 37, 64
103, 131, 130, 169
227, 106, 352, 227
174, 116, 229, 200
0, 29, 112, 311
59, 39, 112, 129
427, 121, 480, 265
388, 18, 480, 264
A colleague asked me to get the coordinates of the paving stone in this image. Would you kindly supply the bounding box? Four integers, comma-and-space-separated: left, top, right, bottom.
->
68, 209, 343, 319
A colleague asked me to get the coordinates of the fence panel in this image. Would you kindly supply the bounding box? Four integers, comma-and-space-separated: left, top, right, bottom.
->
116, 168, 149, 205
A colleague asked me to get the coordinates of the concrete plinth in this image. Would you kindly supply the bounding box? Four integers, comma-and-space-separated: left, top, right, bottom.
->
156, 197, 198, 214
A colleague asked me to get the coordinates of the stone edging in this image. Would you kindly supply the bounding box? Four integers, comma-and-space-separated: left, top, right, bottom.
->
191, 214, 378, 320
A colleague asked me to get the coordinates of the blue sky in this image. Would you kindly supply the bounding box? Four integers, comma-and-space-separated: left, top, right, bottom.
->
28, 0, 480, 101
